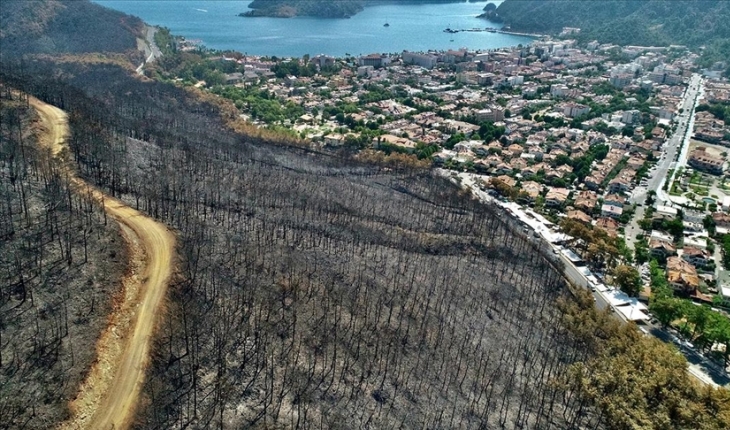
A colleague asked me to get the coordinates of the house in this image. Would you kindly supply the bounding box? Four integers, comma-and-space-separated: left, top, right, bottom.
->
521, 165, 538, 177
574, 190, 598, 213
568, 210, 592, 224
681, 246, 712, 267
496, 175, 517, 188
432, 149, 456, 164
649, 239, 676, 258
608, 177, 631, 194
713, 212, 730, 229
545, 187, 570, 208
556, 164, 573, 177
379, 134, 416, 152
601, 204, 623, 219
507, 143, 524, 156
688, 147, 724, 175
224, 72, 244, 84
324, 133, 346, 146
666, 256, 700, 295
494, 162, 512, 175
595, 217, 619, 237
584, 175, 602, 191
656, 205, 679, 219
603, 194, 626, 208
520, 181, 543, 202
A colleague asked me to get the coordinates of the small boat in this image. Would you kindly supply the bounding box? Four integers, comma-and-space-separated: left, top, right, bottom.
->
384, 23, 389, 27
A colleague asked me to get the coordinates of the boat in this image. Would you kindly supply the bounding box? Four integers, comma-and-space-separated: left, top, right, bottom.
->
384, 22, 389, 27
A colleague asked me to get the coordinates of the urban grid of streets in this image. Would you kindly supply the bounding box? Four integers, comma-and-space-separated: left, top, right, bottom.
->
447, 75, 730, 387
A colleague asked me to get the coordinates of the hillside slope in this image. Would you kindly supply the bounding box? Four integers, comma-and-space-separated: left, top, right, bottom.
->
0, 0, 143, 57
492, 0, 730, 47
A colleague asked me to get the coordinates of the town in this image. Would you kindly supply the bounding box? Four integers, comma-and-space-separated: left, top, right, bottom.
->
149, 30, 730, 383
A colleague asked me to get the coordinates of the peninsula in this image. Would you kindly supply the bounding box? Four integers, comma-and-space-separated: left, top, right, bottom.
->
240, 0, 470, 18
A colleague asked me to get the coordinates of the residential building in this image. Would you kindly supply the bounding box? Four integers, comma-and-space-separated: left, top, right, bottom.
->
563, 103, 590, 118
681, 246, 712, 267
688, 147, 724, 175
475, 108, 505, 123
568, 210, 592, 224
402, 51, 438, 69
595, 217, 619, 237
649, 239, 676, 259
666, 256, 700, 295
601, 204, 623, 219
359, 54, 391, 68
574, 190, 598, 213
545, 187, 570, 207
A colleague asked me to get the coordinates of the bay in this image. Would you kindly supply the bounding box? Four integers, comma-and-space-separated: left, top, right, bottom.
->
95, 0, 532, 57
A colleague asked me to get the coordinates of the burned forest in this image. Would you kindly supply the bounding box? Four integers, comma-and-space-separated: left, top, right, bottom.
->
1, 61, 611, 429
0, 87, 127, 427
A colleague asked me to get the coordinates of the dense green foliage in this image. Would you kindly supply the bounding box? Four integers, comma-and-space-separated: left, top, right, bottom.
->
561, 292, 730, 429
648, 260, 730, 366
242, 0, 469, 18
697, 103, 730, 123
0, 0, 143, 57
493, 0, 730, 49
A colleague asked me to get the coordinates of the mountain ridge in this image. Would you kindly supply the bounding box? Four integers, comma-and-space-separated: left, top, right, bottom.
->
490, 0, 730, 48
0, 0, 143, 57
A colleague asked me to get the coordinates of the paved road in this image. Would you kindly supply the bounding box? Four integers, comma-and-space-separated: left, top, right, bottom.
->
647, 325, 730, 387
450, 170, 729, 388
33, 97, 177, 430
630, 74, 703, 206
136, 25, 162, 75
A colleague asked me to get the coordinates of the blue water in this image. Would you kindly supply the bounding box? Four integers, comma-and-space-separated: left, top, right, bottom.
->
95, 0, 532, 57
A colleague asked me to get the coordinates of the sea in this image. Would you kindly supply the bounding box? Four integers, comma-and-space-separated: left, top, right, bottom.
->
95, 0, 533, 58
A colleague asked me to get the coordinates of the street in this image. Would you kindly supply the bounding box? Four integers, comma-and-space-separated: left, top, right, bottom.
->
447, 166, 729, 388
630, 74, 703, 206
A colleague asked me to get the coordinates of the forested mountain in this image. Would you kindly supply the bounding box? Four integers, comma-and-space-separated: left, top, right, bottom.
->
242, 0, 470, 18
491, 0, 730, 47
0, 0, 143, 57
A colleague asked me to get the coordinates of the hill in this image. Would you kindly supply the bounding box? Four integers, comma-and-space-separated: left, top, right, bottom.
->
0, 0, 143, 57
490, 0, 730, 48
241, 0, 470, 18
3, 0, 730, 428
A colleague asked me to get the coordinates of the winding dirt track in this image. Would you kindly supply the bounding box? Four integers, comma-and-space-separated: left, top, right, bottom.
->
30, 97, 176, 430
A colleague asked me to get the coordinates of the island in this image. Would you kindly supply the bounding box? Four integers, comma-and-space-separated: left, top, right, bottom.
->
240, 0, 473, 19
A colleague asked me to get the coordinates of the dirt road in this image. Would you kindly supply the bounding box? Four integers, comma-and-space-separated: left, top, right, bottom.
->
30, 97, 176, 430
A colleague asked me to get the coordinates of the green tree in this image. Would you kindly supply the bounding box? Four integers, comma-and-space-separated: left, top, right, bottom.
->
634, 238, 650, 265
650, 297, 686, 327
613, 265, 642, 296
704, 214, 717, 237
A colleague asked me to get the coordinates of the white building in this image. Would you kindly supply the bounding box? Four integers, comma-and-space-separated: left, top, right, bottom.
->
402, 51, 438, 69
